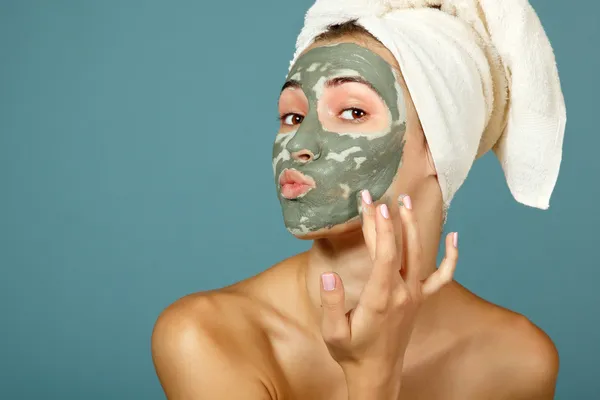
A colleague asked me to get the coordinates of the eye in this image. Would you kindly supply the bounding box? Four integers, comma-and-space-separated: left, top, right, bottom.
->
340, 108, 368, 122
281, 113, 304, 126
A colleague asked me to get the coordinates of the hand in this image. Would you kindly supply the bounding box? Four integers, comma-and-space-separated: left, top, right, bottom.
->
318, 191, 458, 395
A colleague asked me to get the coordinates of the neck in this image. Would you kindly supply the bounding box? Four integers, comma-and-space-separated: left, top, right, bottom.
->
301, 177, 444, 327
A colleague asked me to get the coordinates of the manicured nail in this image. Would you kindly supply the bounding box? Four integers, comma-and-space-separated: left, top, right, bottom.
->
453, 232, 458, 248
379, 204, 390, 219
322, 273, 335, 291
398, 194, 406, 208
356, 192, 363, 214
361, 189, 372, 205
402, 195, 412, 210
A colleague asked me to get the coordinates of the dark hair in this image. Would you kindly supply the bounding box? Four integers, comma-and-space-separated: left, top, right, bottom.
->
314, 20, 382, 45
313, 20, 404, 83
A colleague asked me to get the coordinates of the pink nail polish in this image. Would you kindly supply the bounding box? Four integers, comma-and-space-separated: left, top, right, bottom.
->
322, 273, 335, 291
380, 204, 390, 219
404, 195, 412, 210
361, 190, 372, 205
453, 232, 458, 248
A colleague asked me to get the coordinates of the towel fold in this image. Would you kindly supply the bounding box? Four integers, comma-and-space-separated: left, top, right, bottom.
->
290, 0, 566, 211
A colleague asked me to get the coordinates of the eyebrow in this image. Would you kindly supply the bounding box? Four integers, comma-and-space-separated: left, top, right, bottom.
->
325, 76, 377, 93
280, 76, 377, 94
281, 79, 301, 93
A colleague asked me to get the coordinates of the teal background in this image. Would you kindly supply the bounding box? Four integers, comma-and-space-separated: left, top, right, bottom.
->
0, 0, 596, 398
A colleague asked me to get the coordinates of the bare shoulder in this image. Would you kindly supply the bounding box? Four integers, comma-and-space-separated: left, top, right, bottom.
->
151, 288, 277, 399
454, 290, 559, 399
484, 311, 558, 399
151, 255, 306, 399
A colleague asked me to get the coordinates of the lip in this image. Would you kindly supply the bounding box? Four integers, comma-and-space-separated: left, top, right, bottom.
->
279, 168, 317, 199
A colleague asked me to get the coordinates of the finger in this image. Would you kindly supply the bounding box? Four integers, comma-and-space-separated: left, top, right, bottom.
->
386, 195, 405, 279
360, 203, 400, 312
398, 194, 422, 290
357, 190, 376, 260
421, 232, 458, 299
374, 203, 399, 285
319, 272, 350, 345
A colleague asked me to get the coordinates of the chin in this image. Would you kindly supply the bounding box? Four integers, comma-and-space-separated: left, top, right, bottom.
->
287, 216, 362, 240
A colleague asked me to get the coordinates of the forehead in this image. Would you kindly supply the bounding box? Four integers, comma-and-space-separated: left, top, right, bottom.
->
287, 43, 397, 88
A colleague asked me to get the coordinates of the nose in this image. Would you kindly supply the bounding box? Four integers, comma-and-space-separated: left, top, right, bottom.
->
291, 149, 316, 163
285, 118, 321, 162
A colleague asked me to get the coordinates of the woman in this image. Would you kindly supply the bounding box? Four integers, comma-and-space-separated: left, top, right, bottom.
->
151, 1, 565, 399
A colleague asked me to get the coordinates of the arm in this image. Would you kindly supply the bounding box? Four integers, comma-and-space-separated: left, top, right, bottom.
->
343, 367, 404, 400
151, 305, 272, 400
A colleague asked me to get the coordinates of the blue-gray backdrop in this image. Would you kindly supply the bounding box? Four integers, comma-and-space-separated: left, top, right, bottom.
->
1, 0, 597, 398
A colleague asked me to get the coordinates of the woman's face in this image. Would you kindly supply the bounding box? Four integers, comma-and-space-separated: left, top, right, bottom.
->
273, 41, 408, 237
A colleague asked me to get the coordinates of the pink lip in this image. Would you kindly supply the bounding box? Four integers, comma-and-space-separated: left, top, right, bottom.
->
279, 169, 316, 199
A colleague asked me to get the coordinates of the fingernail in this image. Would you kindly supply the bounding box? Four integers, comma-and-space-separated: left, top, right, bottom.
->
398, 194, 406, 208
361, 189, 372, 205
402, 195, 412, 210
453, 232, 458, 248
356, 192, 363, 218
322, 273, 336, 291
379, 204, 390, 219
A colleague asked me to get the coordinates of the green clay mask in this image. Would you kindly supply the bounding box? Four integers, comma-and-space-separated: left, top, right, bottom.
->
273, 42, 407, 235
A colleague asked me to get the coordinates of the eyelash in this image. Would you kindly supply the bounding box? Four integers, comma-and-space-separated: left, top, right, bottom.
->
278, 108, 369, 126
277, 113, 304, 125
340, 108, 368, 123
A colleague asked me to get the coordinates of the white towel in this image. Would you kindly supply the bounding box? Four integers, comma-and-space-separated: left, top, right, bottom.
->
290, 0, 566, 211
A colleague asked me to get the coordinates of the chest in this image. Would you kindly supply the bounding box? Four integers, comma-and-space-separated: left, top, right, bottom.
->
267, 332, 479, 400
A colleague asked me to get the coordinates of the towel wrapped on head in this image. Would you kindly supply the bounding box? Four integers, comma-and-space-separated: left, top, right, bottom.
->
290, 0, 566, 212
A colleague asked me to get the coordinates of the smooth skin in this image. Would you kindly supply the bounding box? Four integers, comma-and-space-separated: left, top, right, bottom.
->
321, 193, 458, 400
151, 33, 559, 400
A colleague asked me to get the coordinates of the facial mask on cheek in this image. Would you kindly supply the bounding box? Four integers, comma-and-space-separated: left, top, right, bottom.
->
272, 43, 407, 235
